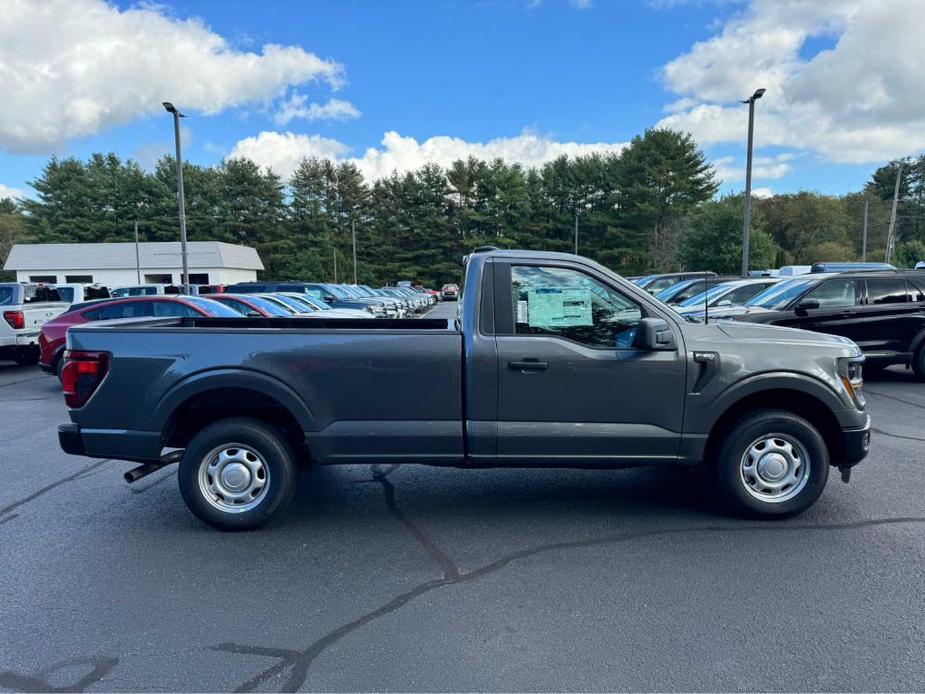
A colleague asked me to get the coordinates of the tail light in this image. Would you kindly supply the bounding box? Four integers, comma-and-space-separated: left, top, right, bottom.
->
3, 310, 24, 330
61, 351, 109, 408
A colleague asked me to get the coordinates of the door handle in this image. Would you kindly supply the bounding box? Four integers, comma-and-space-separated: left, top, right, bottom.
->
508, 359, 549, 371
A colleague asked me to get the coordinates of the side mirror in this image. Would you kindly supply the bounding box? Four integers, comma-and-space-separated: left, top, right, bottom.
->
633, 318, 677, 351
324, 294, 335, 303
795, 298, 820, 314
716, 299, 732, 307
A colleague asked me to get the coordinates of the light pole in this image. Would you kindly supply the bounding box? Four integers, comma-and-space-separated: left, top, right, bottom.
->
163, 102, 190, 292
741, 87, 765, 277
351, 218, 357, 285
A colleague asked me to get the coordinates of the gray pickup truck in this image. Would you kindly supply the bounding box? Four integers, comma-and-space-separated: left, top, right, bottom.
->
58, 249, 871, 530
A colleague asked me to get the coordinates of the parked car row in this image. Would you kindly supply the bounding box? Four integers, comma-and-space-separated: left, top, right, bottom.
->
224, 281, 438, 317
33, 282, 441, 376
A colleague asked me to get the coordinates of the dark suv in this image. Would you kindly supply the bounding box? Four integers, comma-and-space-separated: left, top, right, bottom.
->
730, 271, 925, 376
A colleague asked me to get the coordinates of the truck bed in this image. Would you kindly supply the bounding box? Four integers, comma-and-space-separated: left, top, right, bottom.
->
66, 315, 464, 465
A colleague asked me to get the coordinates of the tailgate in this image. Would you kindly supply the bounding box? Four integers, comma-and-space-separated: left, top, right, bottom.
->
23, 303, 68, 331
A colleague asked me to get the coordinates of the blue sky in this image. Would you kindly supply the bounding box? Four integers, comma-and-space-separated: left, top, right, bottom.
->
1, 0, 919, 200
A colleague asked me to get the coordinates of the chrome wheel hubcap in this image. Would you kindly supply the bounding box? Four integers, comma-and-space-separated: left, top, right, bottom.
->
740, 434, 810, 503
198, 444, 269, 513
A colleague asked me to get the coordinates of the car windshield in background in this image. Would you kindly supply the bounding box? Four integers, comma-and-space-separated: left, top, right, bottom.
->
267, 295, 309, 314
746, 278, 820, 309
247, 296, 293, 316
183, 297, 243, 317
678, 285, 729, 307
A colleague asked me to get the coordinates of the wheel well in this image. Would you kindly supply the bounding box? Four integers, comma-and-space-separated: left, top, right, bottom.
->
703, 389, 844, 466
163, 387, 306, 454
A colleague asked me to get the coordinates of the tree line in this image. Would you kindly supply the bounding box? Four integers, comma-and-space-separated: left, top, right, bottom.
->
2, 128, 925, 287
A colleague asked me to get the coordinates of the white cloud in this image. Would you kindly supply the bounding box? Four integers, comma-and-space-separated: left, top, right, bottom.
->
228, 131, 349, 178
0, 183, 25, 200
751, 187, 774, 198
568, 0, 594, 9
0, 0, 344, 153
711, 153, 794, 184
229, 129, 628, 181
274, 95, 360, 126
657, 0, 925, 163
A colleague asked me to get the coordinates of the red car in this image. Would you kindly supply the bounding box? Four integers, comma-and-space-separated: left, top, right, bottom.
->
39, 295, 240, 377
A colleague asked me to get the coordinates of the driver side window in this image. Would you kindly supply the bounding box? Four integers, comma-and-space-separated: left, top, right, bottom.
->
510, 265, 643, 349
803, 279, 858, 309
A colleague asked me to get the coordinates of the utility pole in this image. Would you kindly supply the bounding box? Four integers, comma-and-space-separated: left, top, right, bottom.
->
885, 164, 903, 264
352, 218, 358, 285
741, 88, 766, 276
333, 248, 338, 284
163, 102, 189, 292
574, 209, 579, 255
861, 199, 869, 261
134, 220, 141, 283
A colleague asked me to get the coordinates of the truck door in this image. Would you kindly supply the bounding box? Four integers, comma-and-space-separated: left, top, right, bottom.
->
491, 260, 686, 465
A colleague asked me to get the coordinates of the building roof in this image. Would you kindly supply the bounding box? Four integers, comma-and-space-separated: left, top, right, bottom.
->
4, 241, 264, 271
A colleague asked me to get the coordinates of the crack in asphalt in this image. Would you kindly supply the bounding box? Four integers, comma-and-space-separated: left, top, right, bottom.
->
865, 388, 925, 411
212, 466, 925, 693
0, 375, 47, 389
872, 427, 925, 443
0, 656, 119, 692
0, 459, 110, 519
370, 464, 460, 580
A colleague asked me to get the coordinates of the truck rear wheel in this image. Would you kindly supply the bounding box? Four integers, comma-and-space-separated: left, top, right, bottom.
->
178, 417, 298, 531
714, 409, 829, 518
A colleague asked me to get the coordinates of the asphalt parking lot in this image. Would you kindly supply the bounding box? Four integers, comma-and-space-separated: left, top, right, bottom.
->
1, 300, 923, 692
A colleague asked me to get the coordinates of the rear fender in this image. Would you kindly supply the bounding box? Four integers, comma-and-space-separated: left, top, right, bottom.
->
150, 368, 316, 434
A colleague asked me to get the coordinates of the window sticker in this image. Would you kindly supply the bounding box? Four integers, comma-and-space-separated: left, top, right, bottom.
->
526, 287, 593, 327
516, 300, 529, 324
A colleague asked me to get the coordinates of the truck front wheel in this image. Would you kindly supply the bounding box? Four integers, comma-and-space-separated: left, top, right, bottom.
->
178, 417, 298, 531
714, 410, 829, 518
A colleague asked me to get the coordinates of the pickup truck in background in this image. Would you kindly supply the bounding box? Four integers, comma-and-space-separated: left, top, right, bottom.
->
58, 249, 871, 530
0, 283, 69, 365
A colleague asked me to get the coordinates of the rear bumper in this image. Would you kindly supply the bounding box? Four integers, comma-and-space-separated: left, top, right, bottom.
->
58, 423, 163, 462
838, 414, 871, 468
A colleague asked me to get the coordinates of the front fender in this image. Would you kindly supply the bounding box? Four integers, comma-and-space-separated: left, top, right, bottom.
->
150, 367, 316, 434
686, 371, 861, 434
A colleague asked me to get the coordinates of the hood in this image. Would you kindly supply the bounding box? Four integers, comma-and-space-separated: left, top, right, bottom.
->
698, 304, 773, 319
715, 320, 860, 353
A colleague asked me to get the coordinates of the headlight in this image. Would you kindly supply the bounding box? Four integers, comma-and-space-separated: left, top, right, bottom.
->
838, 356, 865, 409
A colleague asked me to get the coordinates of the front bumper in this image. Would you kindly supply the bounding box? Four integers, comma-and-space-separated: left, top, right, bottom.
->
838, 413, 871, 468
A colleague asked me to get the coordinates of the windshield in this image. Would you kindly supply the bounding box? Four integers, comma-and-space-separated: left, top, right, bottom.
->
299, 295, 330, 310
654, 280, 690, 302
0, 286, 13, 306
245, 296, 293, 316
746, 278, 820, 309
185, 297, 246, 317
268, 295, 311, 314
678, 284, 733, 307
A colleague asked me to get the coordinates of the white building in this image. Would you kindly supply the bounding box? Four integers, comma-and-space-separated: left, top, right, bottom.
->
3, 241, 263, 287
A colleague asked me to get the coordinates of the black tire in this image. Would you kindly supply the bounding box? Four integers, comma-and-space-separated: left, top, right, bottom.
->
912, 344, 925, 380
714, 409, 829, 519
178, 417, 298, 531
